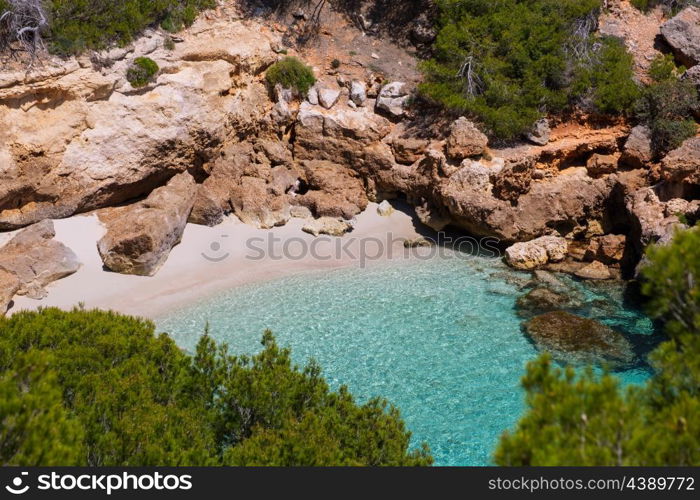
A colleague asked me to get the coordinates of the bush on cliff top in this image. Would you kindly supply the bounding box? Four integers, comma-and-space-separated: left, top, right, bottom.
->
265, 56, 316, 95
0, 0, 215, 56
0, 308, 431, 466
419, 0, 639, 140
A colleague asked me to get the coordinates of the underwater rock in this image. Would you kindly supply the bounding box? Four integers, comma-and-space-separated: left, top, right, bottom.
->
523, 311, 635, 368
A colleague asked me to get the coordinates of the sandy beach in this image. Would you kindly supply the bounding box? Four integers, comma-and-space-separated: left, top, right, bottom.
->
8, 203, 425, 319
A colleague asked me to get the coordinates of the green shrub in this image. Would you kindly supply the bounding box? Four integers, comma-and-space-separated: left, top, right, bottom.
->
46, 0, 215, 55
419, 0, 638, 140
331, 58, 341, 69
126, 57, 159, 87
631, 0, 696, 13
265, 56, 316, 95
572, 37, 641, 114
0, 308, 431, 466
635, 55, 698, 157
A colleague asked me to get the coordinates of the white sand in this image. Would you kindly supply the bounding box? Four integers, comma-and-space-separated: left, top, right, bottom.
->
9, 203, 425, 319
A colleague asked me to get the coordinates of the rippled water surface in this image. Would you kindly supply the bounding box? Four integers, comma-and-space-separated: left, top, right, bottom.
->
157, 253, 656, 465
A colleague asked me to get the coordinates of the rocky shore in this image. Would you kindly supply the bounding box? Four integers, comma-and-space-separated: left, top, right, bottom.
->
0, 0, 698, 372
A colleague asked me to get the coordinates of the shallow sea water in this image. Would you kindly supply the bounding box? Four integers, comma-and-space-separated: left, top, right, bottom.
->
157, 252, 657, 465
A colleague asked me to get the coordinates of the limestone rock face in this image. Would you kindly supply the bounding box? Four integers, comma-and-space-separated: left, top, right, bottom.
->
0, 220, 80, 300
524, 311, 635, 367
302, 217, 353, 237
505, 235, 567, 271
586, 154, 619, 177
391, 137, 429, 165
445, 117, 488, 160
0, 18, 278, 231
376, 82, 409, 118
621, 126, 653, 168
661, 137, 700, 188
585, 234, 627, 264
97, 172, 196, 276
626, 187, 683, 248
661, 6, 700, 67
294, 161, 369, 220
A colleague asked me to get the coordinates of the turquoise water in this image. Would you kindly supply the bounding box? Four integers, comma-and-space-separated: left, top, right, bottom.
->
157, 252, 657, 466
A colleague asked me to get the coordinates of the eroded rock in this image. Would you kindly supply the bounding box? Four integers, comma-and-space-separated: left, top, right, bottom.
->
524, 311, 635, 367
302, 217, 353, 236
0, 220, 80, 300
376, 82, 409, 118
505, 235, 568, 270
445, 117, 488, 161
621, 126, 653, 168
98, 172, 196, 276
661, 6, 700, 67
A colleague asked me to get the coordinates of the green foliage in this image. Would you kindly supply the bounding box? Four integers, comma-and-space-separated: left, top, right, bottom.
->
573, 37, 641, 114
631, 0, 697, 13
0, 352, 84, 466
126, 57, 159, 88
419, 0, 639, 140
45, 0, 216, 55
635, 55, 699, 157
265, 56, 316, 95
496, 227, 700, 465
0, 309, 431, 466
642, 226, 700, 338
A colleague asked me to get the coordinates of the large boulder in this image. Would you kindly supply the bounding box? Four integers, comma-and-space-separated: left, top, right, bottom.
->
445, 117, 488, 161
660, 6, 700, 67
375, 82, 409, 118
0, 220, 80, 300
97, 172, 196, 276
505, 235, 568, 271
621, 126, 653, 168
661, 137, 700, 188
625, 187, 684, 272
523, 311, 635, 367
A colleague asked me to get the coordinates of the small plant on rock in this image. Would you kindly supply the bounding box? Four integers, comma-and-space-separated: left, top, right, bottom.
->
126, 57, 159, 88
265, 56, 316, 95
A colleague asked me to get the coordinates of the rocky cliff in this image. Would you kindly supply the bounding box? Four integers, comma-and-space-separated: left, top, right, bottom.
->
0, 0, 698, 299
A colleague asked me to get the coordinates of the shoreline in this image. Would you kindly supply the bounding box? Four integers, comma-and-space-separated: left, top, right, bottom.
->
9, 203, 427, 319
